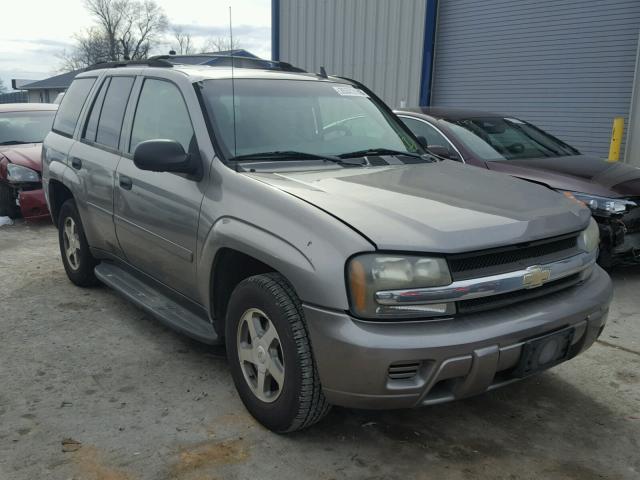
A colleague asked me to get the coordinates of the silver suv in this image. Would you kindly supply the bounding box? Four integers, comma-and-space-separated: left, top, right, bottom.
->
43, 58, 612, 432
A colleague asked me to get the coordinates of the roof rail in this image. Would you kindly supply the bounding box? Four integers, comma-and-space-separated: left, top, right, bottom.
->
84, 58, 173, 71
150, 54, 306, 73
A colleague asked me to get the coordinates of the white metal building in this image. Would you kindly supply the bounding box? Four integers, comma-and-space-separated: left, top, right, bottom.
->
272, 0, 640, 164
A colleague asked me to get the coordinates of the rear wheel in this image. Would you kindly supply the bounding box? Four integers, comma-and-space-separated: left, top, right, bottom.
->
0, 183, 20, 218
58, 199, 99, 287
225, 273, 330, 432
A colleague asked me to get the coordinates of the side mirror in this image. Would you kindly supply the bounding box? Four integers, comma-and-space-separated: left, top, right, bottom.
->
416, 135, 429, 148
133, 139, 197, 174
427, 144, 460, 161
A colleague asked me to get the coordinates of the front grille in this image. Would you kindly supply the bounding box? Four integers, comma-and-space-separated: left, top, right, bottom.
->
457, 273, 582, 315
447, 233, 580, 281
388, 361, 421, 380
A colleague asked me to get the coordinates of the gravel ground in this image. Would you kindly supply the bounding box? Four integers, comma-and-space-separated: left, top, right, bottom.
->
1, 220, 639, 480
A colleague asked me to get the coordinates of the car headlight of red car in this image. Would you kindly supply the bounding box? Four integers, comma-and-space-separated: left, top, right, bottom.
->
6, 164, 40, 183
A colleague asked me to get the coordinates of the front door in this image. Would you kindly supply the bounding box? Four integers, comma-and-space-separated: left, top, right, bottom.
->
114, 78, 205, 299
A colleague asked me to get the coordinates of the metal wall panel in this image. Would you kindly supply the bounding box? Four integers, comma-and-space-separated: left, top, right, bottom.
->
431, 0, 640, 159
278, 0, 428, 107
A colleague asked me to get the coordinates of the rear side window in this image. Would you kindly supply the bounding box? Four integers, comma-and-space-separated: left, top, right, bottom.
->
129, 79, 195, 154
53, 77, 96, 137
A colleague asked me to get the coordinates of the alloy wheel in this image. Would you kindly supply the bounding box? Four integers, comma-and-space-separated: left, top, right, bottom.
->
62, 217, 81, 270
236, 308, 285, 403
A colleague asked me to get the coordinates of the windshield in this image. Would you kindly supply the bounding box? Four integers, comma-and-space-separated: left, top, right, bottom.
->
442, 116, 580, 161
0, 111, 56, 145
199, 79, 421, 160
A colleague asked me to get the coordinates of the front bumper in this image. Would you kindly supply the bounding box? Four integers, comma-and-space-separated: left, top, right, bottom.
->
596, 209, 640, 266
18, 188, 49, 219
304, 265, 612, 409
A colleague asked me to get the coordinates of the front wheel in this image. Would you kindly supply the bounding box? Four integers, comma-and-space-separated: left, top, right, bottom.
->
57, 199, 99, 287
225, 273, 330, 432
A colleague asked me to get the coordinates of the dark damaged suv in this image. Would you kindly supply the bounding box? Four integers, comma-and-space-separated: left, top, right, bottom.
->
43, 58, 612, 432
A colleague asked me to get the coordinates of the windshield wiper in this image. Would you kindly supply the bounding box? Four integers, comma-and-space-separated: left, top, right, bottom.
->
230, 150, 366, 166
338, 148, 425, 159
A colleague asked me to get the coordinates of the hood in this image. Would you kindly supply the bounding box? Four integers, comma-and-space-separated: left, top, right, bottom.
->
0, 144, 43, 172
485, 155, 640, 199
248, 161, 590, 252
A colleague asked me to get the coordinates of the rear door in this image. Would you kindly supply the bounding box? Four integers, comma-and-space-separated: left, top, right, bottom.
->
68, 75, 135, 254
114, 77, 205, 299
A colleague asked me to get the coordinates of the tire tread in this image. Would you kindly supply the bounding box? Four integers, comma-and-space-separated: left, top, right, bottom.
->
242, 272, 330, 432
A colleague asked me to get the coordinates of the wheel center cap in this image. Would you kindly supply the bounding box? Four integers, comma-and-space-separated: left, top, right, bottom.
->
256, 345, 267, 364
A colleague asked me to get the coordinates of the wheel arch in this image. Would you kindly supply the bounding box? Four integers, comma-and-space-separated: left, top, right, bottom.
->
48, 179, 74, 227
202, 217, 316, 336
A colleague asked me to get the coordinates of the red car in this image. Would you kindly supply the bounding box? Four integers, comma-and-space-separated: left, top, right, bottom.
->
0, 103, 57, 220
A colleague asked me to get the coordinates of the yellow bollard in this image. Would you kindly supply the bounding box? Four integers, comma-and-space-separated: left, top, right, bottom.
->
608, 117, 624, 162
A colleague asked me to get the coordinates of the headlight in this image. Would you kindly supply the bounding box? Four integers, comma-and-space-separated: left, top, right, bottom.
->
564, 191, 636, 215
577, 218, 600, 254
7, 164, 40, 183
347, 254, 453, 319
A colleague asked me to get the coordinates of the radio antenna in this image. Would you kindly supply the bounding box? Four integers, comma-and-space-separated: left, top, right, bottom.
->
229, 6, 237, 159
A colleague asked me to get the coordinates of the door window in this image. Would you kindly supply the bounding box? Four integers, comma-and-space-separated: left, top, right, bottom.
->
83, 76, 134, 150
83, 78, 109, 142
400, 117, 450, 147
129, 79, 195, 154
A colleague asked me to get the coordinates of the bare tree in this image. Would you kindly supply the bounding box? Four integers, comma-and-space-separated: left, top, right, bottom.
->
118, 0, 168, 60
84, 0, 126, 61
59, 0, 167, 71
171, 26, 195, 55
200, 36, 242, 54
58, 28, 111, 71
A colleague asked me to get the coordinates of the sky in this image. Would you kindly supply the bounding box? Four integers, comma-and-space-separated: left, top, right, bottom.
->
0, 0, 272, 91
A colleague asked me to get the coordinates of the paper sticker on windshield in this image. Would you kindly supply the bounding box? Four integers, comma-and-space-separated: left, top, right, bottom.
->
504, 117, 525, 124
333, 85, 369, 97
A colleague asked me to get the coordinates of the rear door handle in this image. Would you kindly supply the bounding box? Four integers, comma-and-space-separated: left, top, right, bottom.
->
119, 175, 133, 190
71, 158, 82, 170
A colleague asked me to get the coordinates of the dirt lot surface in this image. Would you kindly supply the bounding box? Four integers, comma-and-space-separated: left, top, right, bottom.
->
1, 220, 639, 480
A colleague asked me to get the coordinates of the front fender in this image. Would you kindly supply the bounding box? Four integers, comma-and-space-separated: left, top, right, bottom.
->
197, 215, 372, 315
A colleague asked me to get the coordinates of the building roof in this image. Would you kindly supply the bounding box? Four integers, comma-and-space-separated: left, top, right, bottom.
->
200, 49, 258, 58
20, 69, 84, 91
165, 50, 259, 65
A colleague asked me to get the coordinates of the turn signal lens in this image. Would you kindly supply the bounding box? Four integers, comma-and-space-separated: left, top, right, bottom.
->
348, 258, 367, 314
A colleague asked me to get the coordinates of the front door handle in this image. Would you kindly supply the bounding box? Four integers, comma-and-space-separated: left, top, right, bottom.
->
71, 158, 82, 170
119, 175, 133, 190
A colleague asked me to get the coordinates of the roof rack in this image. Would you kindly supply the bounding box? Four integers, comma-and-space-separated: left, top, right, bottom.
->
150, 54, 306, 73
84, 58, 173, 71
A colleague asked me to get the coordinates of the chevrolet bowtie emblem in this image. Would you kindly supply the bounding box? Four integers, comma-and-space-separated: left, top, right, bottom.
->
523, 266, 551, 289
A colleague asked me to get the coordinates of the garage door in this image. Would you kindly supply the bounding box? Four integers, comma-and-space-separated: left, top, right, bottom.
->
431, 0, 640, 159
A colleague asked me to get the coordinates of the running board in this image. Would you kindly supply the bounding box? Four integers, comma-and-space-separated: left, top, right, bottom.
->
94, 262, 220, 344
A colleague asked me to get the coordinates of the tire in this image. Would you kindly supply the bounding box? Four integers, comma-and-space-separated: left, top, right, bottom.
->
225, 273, 330, 432
57, 199, 99, 287
0, 183, 20, 218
